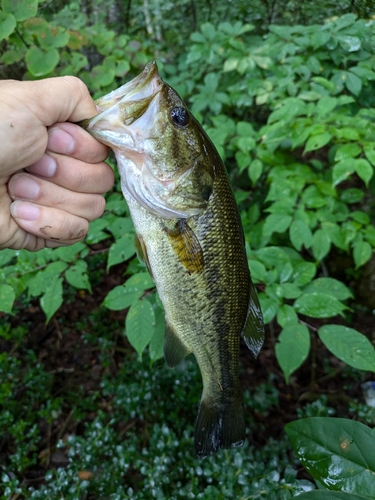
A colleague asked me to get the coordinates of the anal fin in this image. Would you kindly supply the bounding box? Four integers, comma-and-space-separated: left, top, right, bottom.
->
164, 317, 191, 368
241, 281, 265, 358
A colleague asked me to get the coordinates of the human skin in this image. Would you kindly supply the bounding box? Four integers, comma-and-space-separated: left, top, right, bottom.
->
0, 76, 114, 251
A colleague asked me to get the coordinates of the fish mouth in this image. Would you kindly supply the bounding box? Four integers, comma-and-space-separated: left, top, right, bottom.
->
79, 61, 163, 142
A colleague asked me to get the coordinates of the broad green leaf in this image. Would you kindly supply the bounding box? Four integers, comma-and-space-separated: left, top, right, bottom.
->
248, 159, 263, 186
263, 214, 292, 237
316, 96, 337, 115
318, 325, 375, 372
311, 229, 331, 260
26, 46, 59, 77
332, 159, 355, 186
0, 283, 15, 313
304, 278, 352, 301
364, 144, 375, 166
354, 159, 373, 186
289, 220, 312, 251
294, 292, 346, 318
276, 283, 302, 299
86, 218, 109, 244
2, 0, 38, 21
125, 299, 155, 360
340, 188, 364, 204
248, 259, 267, 283
0, 11, 16, 40
0, 249, 15, 267
276, 324, 310, 383
65, 260, 92, 293
353, 241, 372, 269
28, 261, 68, 297
298, 492, 371, 499
321, 222, 346, 250
125, 272, 154, 290
107, 233, 135, 270
258, 295, 279, 324
345, 71, 362, 96
292, 262, 316, 286
108, 217, 134, 240
351, 211, 370, 225
103, 285, 143, 311
334, 143, 361, 162
286, 417, 375, 497
304, 132, 332, 154
40, 277, 63, 323
149, 307, 165, 362
276, 304, 298, 328
54, 242, 86, 263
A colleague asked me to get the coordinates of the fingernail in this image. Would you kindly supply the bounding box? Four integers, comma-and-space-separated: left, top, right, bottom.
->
9, 175, 40, 200
48, 127, 75, 155
10, 201, 40, 221
28, 154, 56, 177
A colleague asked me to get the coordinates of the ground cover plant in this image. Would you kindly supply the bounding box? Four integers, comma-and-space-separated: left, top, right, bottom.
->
1, 0, 375, 498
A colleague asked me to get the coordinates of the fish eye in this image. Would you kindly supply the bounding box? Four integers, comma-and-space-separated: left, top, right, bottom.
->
170, 107, 189, 127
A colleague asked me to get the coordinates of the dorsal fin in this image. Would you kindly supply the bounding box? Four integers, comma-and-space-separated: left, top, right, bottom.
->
241, 282, 264, 358
164, 317, 191, 368
165, 219, 204, 273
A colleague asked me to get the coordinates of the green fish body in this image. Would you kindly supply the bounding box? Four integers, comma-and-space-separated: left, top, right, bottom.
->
81, 62, 264, 458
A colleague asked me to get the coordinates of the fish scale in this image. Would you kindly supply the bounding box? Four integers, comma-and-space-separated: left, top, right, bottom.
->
80, 61, 264, 458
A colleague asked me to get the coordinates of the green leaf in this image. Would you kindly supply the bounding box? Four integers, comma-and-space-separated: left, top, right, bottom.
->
103, 285, 143, 311
353, 241, 372, 269
2, 0, 38, 21
286, 417, 375, 497
304, 132, 332, 154
248, 159, 263, 186
65, 260, 92, 293
292, 262, 316, 286
316, 96, 338, 115
26, 46, 59, 77
276, 304, 298, 328
289, 220, 312, 251
340, 188, 364, 204
258, 295, 279, 324
276, 324, 310, 384
125, 299, 155, 360
297, 492, 371, 500
248, 259, 267, 283
277, 283, 302, 299
332, 159, 355, 186
40, 277, 63, 323
294, 292, 346, 318
364, 144, 375, 166
0, 283, 15, 313
345, 71, 362, 96
263, 214, 292, 237
354, 159, 373, 186
334, 143, 361, 162
0, 11, 16, 40
304, 278, 352, 301
318, 325, 375, 372
311, 229, 331, 260
28, 261, 68, 297
107, 234, 135, 270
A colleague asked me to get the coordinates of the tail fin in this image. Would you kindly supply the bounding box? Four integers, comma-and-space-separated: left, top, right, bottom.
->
194, 399, 245, 459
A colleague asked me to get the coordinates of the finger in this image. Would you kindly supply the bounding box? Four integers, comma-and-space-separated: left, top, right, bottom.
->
26, 155, 114, 194
20, 76, 100, 124
9, 200, 89, 245
45, 122, 110, 163
8, 173, 106, 221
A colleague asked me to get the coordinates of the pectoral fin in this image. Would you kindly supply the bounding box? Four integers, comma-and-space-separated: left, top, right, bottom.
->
164, 317, 191, 367
165, 219, 204, 274
241, 282, 264, 358
134, 233, 154, 280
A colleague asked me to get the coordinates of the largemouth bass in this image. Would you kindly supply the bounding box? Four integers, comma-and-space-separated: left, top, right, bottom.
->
81, 62, 264, 458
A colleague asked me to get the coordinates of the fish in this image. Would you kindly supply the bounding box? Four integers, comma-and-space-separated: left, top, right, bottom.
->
80, 62, 264, 458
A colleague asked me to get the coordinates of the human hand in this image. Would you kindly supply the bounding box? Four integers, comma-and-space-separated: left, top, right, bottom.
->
0, 77, 114, 251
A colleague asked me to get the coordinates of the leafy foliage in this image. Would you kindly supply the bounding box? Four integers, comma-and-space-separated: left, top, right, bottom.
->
1, 0, 375, 497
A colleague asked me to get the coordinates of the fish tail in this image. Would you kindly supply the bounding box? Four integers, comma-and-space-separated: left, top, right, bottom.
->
194, 397, 245, 459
